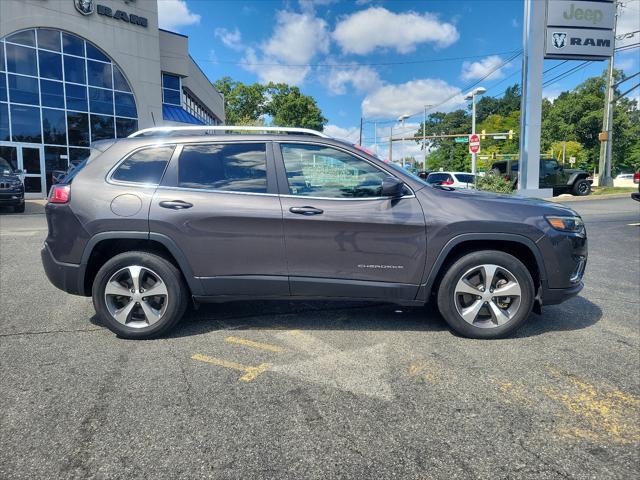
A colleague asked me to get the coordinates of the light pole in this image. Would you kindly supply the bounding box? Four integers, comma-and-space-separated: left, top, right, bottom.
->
397, 113, 410, 166
465, 87, 486, 176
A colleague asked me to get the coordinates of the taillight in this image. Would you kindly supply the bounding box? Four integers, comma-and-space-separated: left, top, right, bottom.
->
441, 179, 454, 185
49, 184, 70, 203
634, 172, 640, 184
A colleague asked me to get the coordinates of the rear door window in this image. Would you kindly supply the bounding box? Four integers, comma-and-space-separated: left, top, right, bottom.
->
177, 143, 267, 193
112, 145, 174, 184
455, 174, 474, 183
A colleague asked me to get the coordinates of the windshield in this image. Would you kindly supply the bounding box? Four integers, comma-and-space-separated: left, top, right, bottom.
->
0, 157, 15, 174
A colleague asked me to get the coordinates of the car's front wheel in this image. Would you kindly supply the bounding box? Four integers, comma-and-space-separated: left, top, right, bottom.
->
92, 251, 188, 339
436, 250, 535, 339
572, 179, 591, 196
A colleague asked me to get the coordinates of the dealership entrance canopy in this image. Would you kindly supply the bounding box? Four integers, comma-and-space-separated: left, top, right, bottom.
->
0, 0, 225, 198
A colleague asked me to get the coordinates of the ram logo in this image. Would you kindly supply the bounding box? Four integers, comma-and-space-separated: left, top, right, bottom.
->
552, 32, 567, 49
74, 0, 94, 15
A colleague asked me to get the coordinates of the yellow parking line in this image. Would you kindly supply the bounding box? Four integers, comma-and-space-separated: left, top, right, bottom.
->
191, 353, 271, 382
225, 336, 284, 352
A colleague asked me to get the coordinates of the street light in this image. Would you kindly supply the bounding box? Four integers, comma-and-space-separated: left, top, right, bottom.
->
397, 113, 410, 166
465, 87, 486, 177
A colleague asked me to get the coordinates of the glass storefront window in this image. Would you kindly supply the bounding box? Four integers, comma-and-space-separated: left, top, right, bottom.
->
10, 105, 42, 143
40, 80, 65, 108
38, 50, 63, 80
42, 108, 67, 145
6, 44, 37, 76
90, 114, 114, 142
37, 29, 61, 52
1, 28, 138, 195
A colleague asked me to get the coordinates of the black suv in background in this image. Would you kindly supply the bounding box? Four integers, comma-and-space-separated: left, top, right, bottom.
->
0, 156, 25, 213
491, 158, 592, 196
42, 126, 587, 340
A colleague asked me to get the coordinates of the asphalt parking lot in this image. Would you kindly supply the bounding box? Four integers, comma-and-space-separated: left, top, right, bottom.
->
0, 197, 638, 479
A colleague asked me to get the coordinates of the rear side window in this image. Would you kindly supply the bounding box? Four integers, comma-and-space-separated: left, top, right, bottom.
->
426, 173, 450, 184
177, 143, 267, 193
455, 174, 474, 183
112, 146, 174, 184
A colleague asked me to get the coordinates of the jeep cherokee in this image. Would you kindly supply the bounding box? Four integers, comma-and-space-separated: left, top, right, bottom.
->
41, 126, 587, 339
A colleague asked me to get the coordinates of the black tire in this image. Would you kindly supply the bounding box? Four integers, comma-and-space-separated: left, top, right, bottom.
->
436, 250, 535, 339
13, 203, 25, 213
572, 179, 591, 196
92, 251, 188, 339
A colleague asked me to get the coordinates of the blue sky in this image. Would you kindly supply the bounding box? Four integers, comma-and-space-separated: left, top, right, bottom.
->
158, 0, 639, 157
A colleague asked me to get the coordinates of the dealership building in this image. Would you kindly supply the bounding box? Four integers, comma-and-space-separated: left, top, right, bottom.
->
1, 0, 225, 198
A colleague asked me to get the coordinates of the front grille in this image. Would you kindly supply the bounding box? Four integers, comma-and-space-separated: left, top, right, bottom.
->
0, 182, 9, 189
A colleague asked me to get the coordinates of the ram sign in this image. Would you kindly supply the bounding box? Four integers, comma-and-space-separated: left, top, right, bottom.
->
544, 0, 615, 60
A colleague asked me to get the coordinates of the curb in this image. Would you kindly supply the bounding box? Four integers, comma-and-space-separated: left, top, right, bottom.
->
545, 193, 633, 202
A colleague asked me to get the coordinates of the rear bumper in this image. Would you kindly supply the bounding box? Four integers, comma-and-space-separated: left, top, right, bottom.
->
541, 281, 583, 306
41, 242, 86, 296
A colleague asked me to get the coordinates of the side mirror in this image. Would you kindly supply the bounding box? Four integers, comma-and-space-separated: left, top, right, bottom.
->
381, 176, 405, 198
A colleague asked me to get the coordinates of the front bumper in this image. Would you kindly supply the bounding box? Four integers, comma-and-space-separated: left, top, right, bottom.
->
0, 192, 24, 206
41, 242, 85, 296
632, 192, 640, 202
541, 281, 584, 305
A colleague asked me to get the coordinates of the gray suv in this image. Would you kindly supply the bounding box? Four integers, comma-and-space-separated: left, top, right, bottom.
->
41, 126, 587, 339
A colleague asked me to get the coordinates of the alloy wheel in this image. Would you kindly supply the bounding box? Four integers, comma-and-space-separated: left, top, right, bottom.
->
453, 264, 522, 328
104, 266, 169, 329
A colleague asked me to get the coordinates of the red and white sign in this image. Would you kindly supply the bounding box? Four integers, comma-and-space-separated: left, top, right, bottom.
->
469, 134, 481, 154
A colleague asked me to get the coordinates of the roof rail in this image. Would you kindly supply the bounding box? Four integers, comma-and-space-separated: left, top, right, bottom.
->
128, 125, 329, 138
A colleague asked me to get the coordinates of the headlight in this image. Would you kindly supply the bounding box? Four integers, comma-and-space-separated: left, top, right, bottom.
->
545, 215, 584, 233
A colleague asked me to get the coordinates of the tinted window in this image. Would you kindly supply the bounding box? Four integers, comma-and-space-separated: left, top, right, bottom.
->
89, 87, 113, 115
163, 88, 181, 106
65, 83, 87, 111
87, 60, 112, 89
426, 173, 450, 184
455, 174, 474, 183
90, 114, 114, 142
115, 118, 138, 138
0, 72, 6, 102
38, 50, 63, 80
5, 44, 37, 75
42, 108, 67, 145
37, 29, 61, 52
112, 146, 174, 184
113, 65, 131, 92
7, 30, 36, 47
40, 79, 65, 108
178, 143, 267, 193
492, 163, 507, 174
10, 105, 42, 142
8, 74, 39, 105
280, 143, 387, 198
0, 103, 9, 141
64, 55, 86, 84
114, 92, 136, 117
62, 33, 84, 56
85, 43, 110, 63
67, 111, 89, 146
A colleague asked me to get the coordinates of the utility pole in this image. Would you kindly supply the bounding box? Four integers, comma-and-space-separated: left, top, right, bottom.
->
358, 117, 363, 146
373, 121, 377, 156
598, 1, 619, 187
423, 106, 427, 172
388, 126, 393, 162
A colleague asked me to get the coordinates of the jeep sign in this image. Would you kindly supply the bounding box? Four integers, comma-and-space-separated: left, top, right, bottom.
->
544, 0, 615, 60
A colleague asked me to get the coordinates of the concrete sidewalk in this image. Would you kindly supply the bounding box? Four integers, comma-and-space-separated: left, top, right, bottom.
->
0, 200, 46, 215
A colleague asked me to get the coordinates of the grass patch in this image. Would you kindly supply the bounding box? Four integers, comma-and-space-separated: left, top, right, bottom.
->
591, 186, 637, 195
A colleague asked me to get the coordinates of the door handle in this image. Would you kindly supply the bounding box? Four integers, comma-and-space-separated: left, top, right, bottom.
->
289, 206, 323, 216
159, 200, 193, 210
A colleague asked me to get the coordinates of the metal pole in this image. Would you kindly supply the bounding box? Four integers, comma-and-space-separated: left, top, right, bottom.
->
400, 118, 405, 165
598, 2, 618, 187
388, 126, 393, 162
373, 121, 377, 155
471, 94, 477, 176
423, 106, 427, 172
358, 117, 363, 146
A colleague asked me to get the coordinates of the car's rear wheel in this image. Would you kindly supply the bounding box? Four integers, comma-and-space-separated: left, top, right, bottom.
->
572, 179, 591, 196
436, 250, 534, 339
13, 203, 25, 213
92, 251, 188, 339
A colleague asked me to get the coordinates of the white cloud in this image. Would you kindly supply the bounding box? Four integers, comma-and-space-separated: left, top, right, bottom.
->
333, 7, 459, 55
542, 87, 562, 102
324, 124, 361, 142
243, 11, 329, 84
460, 55, 509, 81
616, 0, 640, 47
157, 0, 201, 31
322, 63, 383, 95
215, 27, 243, 51
362, 78, 464, 119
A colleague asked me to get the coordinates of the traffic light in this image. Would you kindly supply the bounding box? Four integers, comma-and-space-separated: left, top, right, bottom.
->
481, 129, 486, 140
508, 129, 513, 140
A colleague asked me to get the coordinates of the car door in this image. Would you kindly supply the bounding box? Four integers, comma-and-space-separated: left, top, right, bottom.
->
149, 141, 288, 297
274, 142, 427, 301
540, 159, 560, 188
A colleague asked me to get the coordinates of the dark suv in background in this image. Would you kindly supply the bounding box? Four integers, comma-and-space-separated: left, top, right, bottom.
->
491, 158, 592, 196
0, 156, 25, 213
42, 126, 587, 340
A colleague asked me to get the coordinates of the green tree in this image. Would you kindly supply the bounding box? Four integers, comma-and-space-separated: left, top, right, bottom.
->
212, 78, 327, 131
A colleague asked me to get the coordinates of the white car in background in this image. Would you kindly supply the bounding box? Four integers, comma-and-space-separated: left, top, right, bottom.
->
425, 172, 476, 189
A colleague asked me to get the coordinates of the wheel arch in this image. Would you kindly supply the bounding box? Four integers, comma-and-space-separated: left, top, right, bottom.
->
567, 172, 590, 185
419, 233, 547, 301
80, 232, 202, 296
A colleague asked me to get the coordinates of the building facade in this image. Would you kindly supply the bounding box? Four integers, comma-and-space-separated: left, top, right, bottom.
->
0, 0, 225, 198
